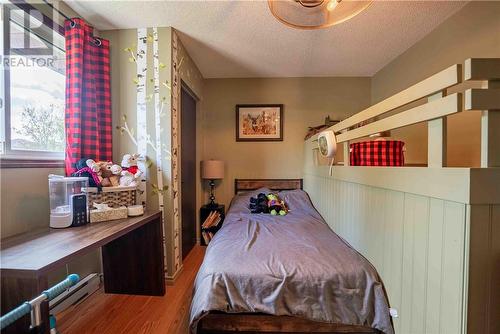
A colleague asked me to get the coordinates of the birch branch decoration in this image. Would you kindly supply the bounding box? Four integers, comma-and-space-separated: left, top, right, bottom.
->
136, 28, 148, 206
153, 27, 165, 213
117, 28, 172, 213
116, 115, 138, 147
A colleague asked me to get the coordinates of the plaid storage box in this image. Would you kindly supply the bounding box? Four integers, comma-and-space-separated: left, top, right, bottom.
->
350, 140, 405, 166
84, 186, 137, 209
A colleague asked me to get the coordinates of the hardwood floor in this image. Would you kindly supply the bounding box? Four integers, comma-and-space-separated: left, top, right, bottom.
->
57, 245, 206, 334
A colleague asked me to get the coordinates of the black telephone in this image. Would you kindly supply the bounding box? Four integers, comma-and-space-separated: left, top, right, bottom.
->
71, 194, 88, 227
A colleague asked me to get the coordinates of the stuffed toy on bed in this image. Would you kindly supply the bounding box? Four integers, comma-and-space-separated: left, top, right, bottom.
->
266, 193, 288, 216
249, 193, 269, 214
249, 193, 288, 215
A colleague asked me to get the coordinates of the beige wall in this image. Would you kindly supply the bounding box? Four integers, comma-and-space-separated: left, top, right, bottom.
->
0, 0, 101, 284
371, 1, 500, 166
1, 168, 63, 238
202, 77, 371, 207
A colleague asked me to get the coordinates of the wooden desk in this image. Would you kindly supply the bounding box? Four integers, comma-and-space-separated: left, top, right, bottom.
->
1, 211, 165, 334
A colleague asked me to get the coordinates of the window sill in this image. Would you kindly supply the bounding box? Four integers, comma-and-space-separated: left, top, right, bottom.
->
0, 157, 65, 169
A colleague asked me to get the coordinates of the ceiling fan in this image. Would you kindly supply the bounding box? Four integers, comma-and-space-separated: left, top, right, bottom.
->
268, 0, 373, 30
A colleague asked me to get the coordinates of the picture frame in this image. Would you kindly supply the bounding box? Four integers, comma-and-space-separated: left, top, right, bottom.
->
235, 104, 283, 142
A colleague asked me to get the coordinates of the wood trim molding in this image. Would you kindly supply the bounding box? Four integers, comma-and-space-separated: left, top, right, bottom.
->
165, 265, 183, 285
0, 158, 65, 169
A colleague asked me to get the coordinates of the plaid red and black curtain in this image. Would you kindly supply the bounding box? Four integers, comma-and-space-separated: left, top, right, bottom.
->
64, 18, 112, 175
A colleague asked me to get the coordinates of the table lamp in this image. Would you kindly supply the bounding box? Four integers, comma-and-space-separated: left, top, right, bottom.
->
201, 160, 224, 207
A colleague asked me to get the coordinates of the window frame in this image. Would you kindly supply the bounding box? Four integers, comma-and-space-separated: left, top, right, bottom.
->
1, 2, 65, 168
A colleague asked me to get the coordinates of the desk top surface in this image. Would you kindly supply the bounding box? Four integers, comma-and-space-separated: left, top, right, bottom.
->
0, 211, 161, 276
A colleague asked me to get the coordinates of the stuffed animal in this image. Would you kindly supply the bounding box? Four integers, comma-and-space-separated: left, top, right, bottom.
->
249, 193, 269, 214
71, 158, 102, 188
96, 161, 119, 187
119, 170, 138, 187
266, 193, 288, 216
86, 159, 100, 173
249, 193, 288, 215
120, 154, 142, 187
109, 164, 122, 187
121, 154, 142, 178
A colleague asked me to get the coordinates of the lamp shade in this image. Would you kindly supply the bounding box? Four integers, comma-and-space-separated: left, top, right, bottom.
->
201, 160, 224, 180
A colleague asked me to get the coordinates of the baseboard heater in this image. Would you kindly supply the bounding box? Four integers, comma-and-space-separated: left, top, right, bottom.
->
49, 273, 101, 314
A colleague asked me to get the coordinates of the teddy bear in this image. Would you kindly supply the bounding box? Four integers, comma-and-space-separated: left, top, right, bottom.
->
121, 154, 142, 177
120, 154, 142, 187
71, 158, 102, 188
93, 162, 122, 187
97, 161, 114, 187
109, 164, 122, 187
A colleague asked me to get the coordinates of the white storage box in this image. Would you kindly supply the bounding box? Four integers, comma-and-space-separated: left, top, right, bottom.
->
90, 206, 128, 223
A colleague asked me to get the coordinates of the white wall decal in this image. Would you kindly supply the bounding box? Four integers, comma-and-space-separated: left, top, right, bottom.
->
136, 28, 148, 206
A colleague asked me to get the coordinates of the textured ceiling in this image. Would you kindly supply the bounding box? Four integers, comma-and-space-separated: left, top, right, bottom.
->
65, 0, 467, 78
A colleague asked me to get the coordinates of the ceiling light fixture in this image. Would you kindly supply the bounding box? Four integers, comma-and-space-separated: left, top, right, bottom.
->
327, 0, 339, 11
268, 0, 373, 30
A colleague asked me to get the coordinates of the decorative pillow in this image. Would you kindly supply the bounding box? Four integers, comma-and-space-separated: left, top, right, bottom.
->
278, 189, 314, 213
350, 140, 405, 166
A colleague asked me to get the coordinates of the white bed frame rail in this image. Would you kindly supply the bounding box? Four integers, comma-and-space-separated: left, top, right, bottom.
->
321, 58, 500, 168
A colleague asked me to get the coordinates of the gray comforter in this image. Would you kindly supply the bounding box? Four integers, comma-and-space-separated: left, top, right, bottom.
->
190, 189, 394, 334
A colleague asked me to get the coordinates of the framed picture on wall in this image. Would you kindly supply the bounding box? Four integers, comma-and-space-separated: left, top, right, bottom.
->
236, 104, 283, 142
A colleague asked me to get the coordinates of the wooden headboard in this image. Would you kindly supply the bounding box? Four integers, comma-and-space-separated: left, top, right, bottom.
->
234, 179, 303, 194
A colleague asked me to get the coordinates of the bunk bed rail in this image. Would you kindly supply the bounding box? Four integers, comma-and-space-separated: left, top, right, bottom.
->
324, 58, 500, 168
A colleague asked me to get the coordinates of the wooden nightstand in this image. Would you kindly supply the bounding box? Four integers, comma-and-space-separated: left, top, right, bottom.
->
200, 204, 225, 246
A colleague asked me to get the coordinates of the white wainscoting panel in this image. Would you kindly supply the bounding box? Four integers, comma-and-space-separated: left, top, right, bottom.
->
304, 172, 467, 334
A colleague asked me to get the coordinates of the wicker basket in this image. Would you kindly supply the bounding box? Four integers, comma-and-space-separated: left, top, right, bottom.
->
85, 186, 137, 209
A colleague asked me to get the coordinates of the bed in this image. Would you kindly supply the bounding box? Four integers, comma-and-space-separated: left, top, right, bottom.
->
190, 179, 393, 334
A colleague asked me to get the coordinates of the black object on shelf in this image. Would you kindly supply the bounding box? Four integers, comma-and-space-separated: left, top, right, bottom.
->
200, 204, 225, 246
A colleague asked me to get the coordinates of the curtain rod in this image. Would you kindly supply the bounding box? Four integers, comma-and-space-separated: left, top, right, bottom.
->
41, 0, 102, 46
42, 0, 74, 23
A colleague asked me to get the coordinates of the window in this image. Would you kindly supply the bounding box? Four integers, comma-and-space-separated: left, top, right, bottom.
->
1, 2, 65, 163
